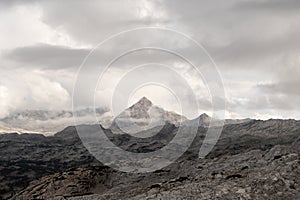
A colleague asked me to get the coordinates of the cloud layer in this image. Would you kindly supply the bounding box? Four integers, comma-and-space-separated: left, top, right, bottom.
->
0, 0, 299, 120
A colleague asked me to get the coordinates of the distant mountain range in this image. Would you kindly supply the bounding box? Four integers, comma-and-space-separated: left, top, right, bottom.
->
110, 97, 252, 135
0, 108, 111, 135
0, 97, 252, 135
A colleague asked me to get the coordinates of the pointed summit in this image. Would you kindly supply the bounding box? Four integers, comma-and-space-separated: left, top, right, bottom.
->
130, 97, 152, 110
110, 97, 187, 134
199, 113, 210, 119
140, 96, 150, 102
136, 96, 152, 105
183, 113, 211, 127
198, 113, 211, 126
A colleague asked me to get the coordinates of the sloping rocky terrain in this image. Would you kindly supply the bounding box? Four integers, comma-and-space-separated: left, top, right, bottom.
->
0, 119, 299, 199
0, 130, 100, 199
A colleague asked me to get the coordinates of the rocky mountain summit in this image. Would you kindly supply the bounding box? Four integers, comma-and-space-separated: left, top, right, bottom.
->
0, 117, 299, 199
110, 97, 187, 135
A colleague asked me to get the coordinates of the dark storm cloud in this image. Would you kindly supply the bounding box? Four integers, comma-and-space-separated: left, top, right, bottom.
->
156, 0, 300, 69
3, 44, 190, 71
259, 81, 300, 97
5, 0, 300, 71
4, 44, 90, 69
257, 83, 299, 111
234, 0, 300, 13
37, 0, 167, 44
0, 0, 37, 7
210, 31, 300, 67
256, 63, 300, 111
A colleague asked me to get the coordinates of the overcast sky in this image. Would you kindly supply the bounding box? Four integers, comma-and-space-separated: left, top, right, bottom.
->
0, 0, 299, 120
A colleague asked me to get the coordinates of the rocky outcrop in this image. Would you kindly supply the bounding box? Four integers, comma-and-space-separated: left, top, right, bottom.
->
2, 119, 299, 199
12, 136, 300, 200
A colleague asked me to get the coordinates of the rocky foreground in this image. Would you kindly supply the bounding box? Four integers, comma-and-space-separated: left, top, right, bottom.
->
0, 119, 300, 199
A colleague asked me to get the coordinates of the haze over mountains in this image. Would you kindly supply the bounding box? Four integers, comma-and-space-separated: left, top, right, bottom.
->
0, 107, 111, 135
0, 97, 252, 136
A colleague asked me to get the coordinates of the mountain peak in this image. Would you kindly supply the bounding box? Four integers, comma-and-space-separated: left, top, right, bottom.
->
131, 97, 152, 109
199, 113, 209, 119
110, 97, 187, 134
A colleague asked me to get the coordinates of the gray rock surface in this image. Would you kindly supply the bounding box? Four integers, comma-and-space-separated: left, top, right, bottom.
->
1, 119, 299, 199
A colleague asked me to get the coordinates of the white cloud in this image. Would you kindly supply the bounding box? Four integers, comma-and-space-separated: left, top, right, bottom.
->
0, 68, 71, 118
0, 3, 88, 52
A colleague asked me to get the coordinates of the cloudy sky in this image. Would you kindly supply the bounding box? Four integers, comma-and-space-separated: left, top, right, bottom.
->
0, 0, 299, 120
